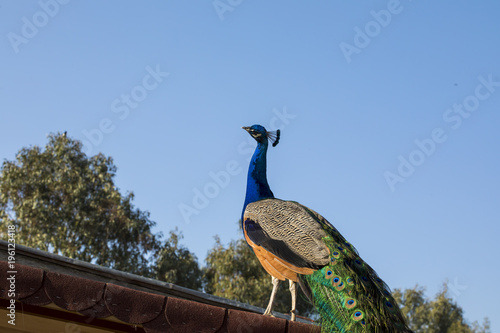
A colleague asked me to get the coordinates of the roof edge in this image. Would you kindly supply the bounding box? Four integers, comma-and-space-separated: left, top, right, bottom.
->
0, 240, 311, 323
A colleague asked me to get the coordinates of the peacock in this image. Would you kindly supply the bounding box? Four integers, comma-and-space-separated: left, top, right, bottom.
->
241, 124, 412, 332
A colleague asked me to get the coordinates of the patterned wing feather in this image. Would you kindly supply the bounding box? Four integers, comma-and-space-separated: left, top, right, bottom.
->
244, 199, 331, 269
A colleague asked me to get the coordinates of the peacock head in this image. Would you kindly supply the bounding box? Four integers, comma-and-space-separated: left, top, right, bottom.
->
242, 124, 280, 147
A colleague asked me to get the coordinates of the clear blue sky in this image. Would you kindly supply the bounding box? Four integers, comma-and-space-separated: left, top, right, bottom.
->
1, 1, 499, 329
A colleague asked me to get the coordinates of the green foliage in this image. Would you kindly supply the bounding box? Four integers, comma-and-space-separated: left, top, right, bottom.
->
393, 284, 491, 333
204, 234, 315, 317
154, 229, 203, 290
0, 133, 203, 289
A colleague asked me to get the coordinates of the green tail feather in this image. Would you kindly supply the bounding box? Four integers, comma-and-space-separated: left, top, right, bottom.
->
302, 221, 412, 333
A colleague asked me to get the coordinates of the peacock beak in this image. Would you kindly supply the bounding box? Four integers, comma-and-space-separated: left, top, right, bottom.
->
242, 126, 251, 132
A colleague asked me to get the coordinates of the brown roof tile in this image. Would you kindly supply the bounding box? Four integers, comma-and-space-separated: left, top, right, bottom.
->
45, 271, 106, 311
165, 297, 226, 333
141, 310, 172, 333
289, 320, 322, 333
227, 308, 288, 333
1, 261, 42, 299
0, 261, 52, 306
78, 297, 112, 319
105, 283, 165, 324
19, 280, 52, 306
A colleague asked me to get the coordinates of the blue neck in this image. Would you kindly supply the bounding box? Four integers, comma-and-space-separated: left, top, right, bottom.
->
242, 141, 274, 221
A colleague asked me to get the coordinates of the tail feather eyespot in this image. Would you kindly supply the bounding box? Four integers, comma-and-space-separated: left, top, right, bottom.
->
345, 298, 357, 309
336, 281, 346, 291
352, 310, 364, 321
360, 276, 370, 286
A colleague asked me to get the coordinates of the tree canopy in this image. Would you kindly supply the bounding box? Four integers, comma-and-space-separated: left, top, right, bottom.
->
154, 229, 203, 290
0, 133, 202, 289
393, 284, 491, 333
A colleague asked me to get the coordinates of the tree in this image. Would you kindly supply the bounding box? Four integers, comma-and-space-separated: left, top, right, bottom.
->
0, 133, 202, 288
204, 232, 316, 317
154, 229, 203, 290
393, 284, 491, 333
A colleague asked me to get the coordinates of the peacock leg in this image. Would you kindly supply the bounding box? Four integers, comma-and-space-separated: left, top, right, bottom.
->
289, 279, 297, 321
263, 276, 280, 316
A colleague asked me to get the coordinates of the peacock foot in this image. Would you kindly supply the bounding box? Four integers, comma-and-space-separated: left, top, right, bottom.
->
263, 310, 275, 317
